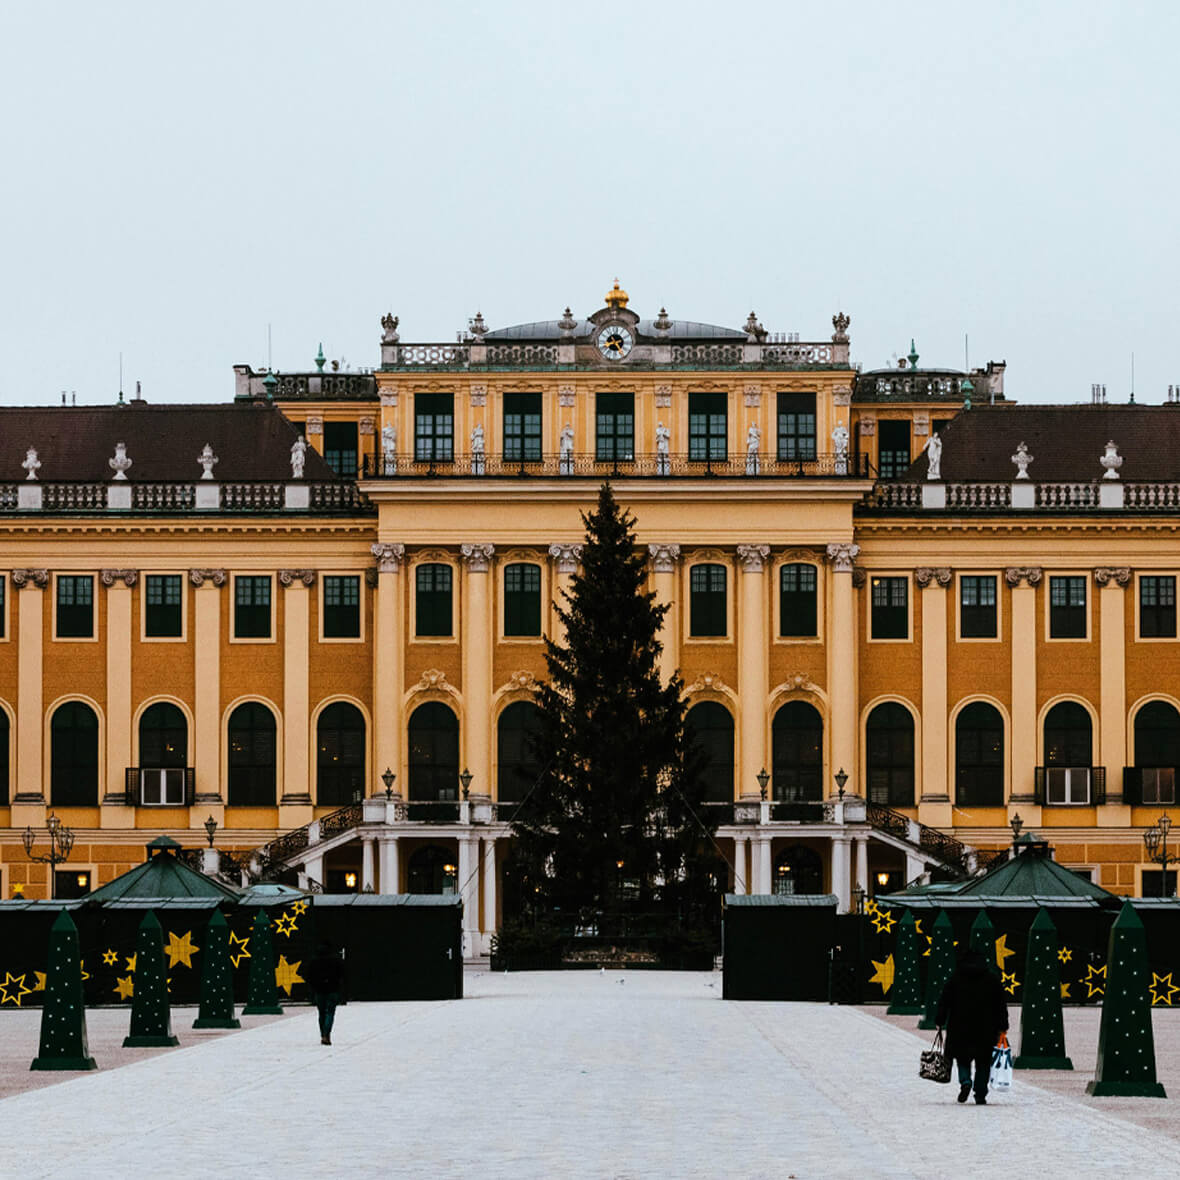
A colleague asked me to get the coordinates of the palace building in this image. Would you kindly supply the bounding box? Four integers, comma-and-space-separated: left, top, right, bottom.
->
1, 282, 1177, 955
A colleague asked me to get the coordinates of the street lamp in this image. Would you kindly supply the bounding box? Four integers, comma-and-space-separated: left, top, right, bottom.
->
1010, 813, 1024, 842
203, 815, 218, 847
381, 767, 396, 799
21, 813, 75, 901
876, 870, 891, 888
851, 885, 866, 914
1143, 814, 1175, 897
834, 768, 849, 800
756, 767, 770, 801
459, 768, 473, 800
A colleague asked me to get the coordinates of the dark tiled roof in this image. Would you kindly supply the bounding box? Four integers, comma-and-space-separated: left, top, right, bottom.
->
0, 403, 337, 483
904, 404, 1180, 482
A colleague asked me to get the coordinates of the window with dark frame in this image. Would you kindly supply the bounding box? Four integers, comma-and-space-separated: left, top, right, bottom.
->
595, 392, 634, 462
51, 701, 99, 805
1133, 700, 1180, 805
56, 575, 94, 638
1043, 700, 1093, 804
1143, 869, 1179, 898
227, 702, 276, 806
316, 701, 366, 806
414, 393, 454, 462
689, 563, 727, 637
0, 710, 9, 806
504, 563, 541, 636
871, 576, 908, 639
960, 575, 998, 638
1140, 576, 1177, 638
866, 702, 914, 807
955, 702, 1005, 806
877, 420, 911, 478
686, 702, 735, 805
780, 563, 817, 636
503, 393, 543, 462
323, 575, 361, 638
323, 421, 358, 478
138, 702, 188, 805
688, 392, 727, 461
771, 701, 823, 803
144, 574, 183, 638
234, 576, 272, 639
776, 392, 817, 461
497, 701, 545, 804
416, 563, 453, 636
1049, 576, 1087, 638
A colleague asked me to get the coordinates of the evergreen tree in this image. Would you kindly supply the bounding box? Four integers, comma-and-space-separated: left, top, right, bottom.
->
193, 909, 241, 1030
124, 910, 179, 1048
1014, 907, 1072, 1070
242, 909, 283, 1016
919, 910, 956, 1030
886, 909, 924, 1015
510, 483, 716, 932
31, 909, 97, 1071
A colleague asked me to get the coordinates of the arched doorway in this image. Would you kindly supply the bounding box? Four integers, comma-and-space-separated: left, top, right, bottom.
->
407, 845, 457, 895
408, 702, 460, 819
771, 701, 823, 803
773, 845, 823, 895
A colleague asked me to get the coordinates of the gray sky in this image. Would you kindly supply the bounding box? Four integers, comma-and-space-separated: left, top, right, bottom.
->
2, 1, 1177, 407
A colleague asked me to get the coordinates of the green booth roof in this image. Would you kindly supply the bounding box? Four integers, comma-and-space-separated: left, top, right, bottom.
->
86, 837, 240, 903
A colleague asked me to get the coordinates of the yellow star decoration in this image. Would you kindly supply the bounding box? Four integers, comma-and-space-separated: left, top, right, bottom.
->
275, 955, 304, 996
913, 919, 924, 935
0, 971, 32, 1006
1149, 972, 1180, 1007
995, 934, 1015, 972
871, 908, 897, 935
125, 953, 137, 973
102, 949, 118, 966
274, 911, 299, 938
291, 900, 309, 916
1060, 982, 1071, 1000
229, 932, 251, 968
80, 960, 90, 981
862, 897, 879, 917
32, 972, 46, 992
165, 930, 199, 969
1084, 963, 1106, 999
923, 935, 932, 958
1001, 971, 1020, 996
113, 975, 134, 1001
1058, 947, 1073, 964
869, 954, 895, 994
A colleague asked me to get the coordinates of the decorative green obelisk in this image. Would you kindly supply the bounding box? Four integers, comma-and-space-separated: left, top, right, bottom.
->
1087, 900, 1165, 1096
918, 910, 955, 1030
193, 908, 241, 1030
124, 911, 179, 1048
31, 909, 97, 1071
969, 909, 999, 974
1014, 907, 1072, 1070
242, 909, 283, 1016
886, 909, 924, 1015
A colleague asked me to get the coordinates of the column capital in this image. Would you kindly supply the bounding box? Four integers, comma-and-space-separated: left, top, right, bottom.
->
189, 568, 227, 587
100, 569, 138, 588
548, 543, 583, 574
736, 544, 771, 573
914, 566, 952, 588
647, 543, 680, 573
11, 569, 49, 589
460, 543, 495, 572
1093, 566, 1133, 587
278, 568, 317, 587
1004, 566, 1043, 588
370, 542, 406, 573
825, 542, 860, 573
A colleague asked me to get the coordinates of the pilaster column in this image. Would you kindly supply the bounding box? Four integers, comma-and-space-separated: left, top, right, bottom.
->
460, 544, 495, 800
732, 836, 748, 894
737, 545, 770, 799
831, 835, 852, 913
916, 567, 951, 822
302, 850, 324, 892
361, 835, 375, 892
482, 836, 497, 937
547, 543, 582, 645
756, 833, 772, 894
1006, 568, 1042, 807
190, 569, 226, 806
371, 544, 406, 796
279, 570, 315, 811
458, 834, 479, 957
12, 570, 48, 812
1095, 567, 1131, 817
378, 834, 400, 894
825, 544, 860, 795
648, 544, 681, 685
854, 833, 870, 898
101, 570, 137, 817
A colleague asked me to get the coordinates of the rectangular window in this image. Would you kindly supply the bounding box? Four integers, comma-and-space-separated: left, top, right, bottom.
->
323, 575, 361, 638
415, 564, 453, 637
503, 393, 543, 462
234, 576, 272, 639
777, 393, 817, 461
56, 575, 94, 638
689, 564, 727, 637
140, 768, 187, 806
414, 393, 454, 462
877, 420, 911, 479
323, 421, 359, 478
871, 576, 908, 639
144, 574, 183, 638
780, 564, 817, 637
1045, 766, 1091, 805
504, 563, 542, 636
595, 392, 634, 462
688, 392, 728, 462
960, 575, 998, 639
1143, 869, 1179, 898
1142, 767, 1176, 806
1140, 576, 1177, 638
1049, 576, 1087, 638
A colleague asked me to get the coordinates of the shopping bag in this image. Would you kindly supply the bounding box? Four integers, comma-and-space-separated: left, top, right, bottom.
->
990, 1033, 1013, 1092
920, 1030, 952, 1083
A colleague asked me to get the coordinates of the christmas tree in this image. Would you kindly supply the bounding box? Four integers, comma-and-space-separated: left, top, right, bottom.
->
242, 909, 283, 1016
30, 909, 97, 1071
969, 908, 998, 973
1086, 900, 1165, 1096
193, 908, 241, 1030
886, 909, 924, 1015
918, 910, 955, 1030
509, 483, 715, 935
1014, 907, 1072, 1070
124, 910, 179, 1048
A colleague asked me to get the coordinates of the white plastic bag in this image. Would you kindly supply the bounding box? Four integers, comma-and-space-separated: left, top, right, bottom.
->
990, 1033, 1013, 1092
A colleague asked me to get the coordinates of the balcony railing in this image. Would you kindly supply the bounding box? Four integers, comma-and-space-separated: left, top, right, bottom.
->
1034, 766, 1107, 806
125, 767, 195, 807
862, 480, 1180, 515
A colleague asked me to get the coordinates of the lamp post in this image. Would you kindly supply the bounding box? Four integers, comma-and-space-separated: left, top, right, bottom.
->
1143, 814, 1175, 897
21, 813, 75, 901
756, 767, 770, 801
834, 767, 849, 800
459, 768, 473, 800
203, 815, 218, 847
1010, 813, 1024, 842
851, 884, 866, 914
381, 767, 396, 799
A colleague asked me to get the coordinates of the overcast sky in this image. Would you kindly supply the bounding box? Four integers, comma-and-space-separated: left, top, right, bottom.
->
2, 2, 1177, 407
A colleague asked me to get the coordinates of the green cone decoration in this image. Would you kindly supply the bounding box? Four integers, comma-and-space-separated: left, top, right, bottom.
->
31, 909, 97, 1071
193, 908, 241, 1030
124, 911, 179, 1048
969, 909, 999, 974
918, 910, 955, 1030
886, 909, 924, 1015
1087, 900, 1166, 1097
1014, 907, 1072, 1070
242, 909, 283, 1016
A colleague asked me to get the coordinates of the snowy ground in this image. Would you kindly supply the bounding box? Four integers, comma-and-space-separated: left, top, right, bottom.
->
3, 971, 1179, 1179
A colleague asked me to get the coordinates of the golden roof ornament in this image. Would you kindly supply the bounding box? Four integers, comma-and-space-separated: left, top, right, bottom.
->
604, 279, 629, 309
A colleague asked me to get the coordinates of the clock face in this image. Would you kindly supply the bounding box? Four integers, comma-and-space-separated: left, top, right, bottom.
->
597, 324, 634, 359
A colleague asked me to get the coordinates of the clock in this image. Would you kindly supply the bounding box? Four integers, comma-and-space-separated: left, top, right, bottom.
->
596, 323, 634, 359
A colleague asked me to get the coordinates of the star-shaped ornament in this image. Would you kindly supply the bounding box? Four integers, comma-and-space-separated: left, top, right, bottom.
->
0, 971, 32, 1006
274, 911, 299, 938
913, 918, 924, 935
862, 897, 879, 917
1149, 972, 1180, 1006
1058, 947, 1073, 964
923, 935, 932, 958
164, 931, 199, 969
871, 908, 896, 935
275, 955, 304, 996
113, 975, 134, 1001
291, 900, 309, 916
32, 972, 46, 992
125, 953, 137, 973
1060, 982, 1071, 999
994, 934, 1015, 971
1001, 971, 1020, 995
102, 949, 118, 966
869, 954, 895, 994
1084, 963, 1106, 999
229, 932, 251, 968
80, 959, 90, 981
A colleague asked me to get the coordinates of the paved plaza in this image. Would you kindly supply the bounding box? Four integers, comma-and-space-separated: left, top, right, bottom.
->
3, 971, 1180, 1179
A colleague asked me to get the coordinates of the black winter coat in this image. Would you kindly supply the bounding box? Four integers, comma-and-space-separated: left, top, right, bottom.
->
936, 952, 1009, 1061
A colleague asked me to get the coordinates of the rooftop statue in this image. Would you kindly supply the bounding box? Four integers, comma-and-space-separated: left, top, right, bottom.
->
925, 431, 942, 481
22, 447, 41, 481
109, 441, 132, 481
290, 435, 308, 480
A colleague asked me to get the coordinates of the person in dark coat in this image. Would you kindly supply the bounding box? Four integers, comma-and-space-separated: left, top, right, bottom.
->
937, 948, 1009, 1104
304, 941, 346, 1045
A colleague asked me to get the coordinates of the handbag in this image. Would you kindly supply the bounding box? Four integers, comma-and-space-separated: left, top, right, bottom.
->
990, 1033, 1013, 1091
920, 1030, 952, 1084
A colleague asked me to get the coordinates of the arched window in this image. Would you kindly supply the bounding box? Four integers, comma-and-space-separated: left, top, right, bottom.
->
498, 701, 544, 804
955, 702, 1004, 806
772, 702, 823, 803
1042, 701, 1094, 805
51, 701, 99, 806
504, 563, 542, 637
866, 703, 914, 807
317, 702, 366, 807
227, 702, 277, 807
773, 845, 823, 895
138, 702, 189, 806
407, 845, 457, 895
408, 702, 459, 817
686, 702, 734, 805
0, 709, 9, 805
1133, 701, 1180, 805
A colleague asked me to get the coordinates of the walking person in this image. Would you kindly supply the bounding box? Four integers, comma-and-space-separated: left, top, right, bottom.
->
936, 948, 1009, 1104
305, 941, 346, 1045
